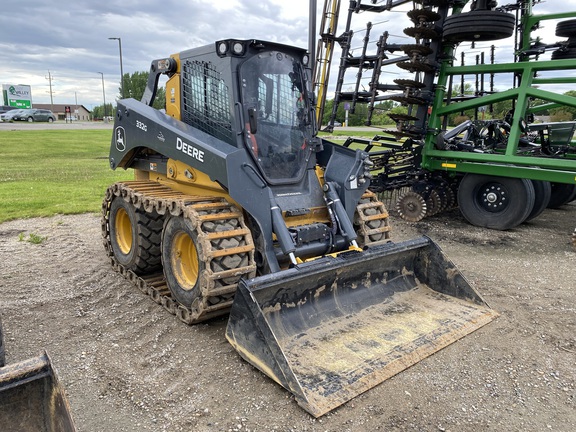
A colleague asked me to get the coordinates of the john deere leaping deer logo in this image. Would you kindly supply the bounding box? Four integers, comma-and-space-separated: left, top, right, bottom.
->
115, 127, 126, 152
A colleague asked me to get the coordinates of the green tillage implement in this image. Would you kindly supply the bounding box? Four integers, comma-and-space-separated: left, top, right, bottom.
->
422, 6, 576, 185
226, 236, 497, 417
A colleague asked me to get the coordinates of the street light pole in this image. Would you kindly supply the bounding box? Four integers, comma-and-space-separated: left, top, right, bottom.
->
108, 37, 124, 99
98, 72, 107, 122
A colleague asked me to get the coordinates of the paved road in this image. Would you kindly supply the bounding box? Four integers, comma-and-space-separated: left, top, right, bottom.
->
0, 121, 113, 131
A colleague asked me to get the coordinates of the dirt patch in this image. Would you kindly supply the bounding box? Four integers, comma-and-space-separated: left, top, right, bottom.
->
0, 204, 575, 432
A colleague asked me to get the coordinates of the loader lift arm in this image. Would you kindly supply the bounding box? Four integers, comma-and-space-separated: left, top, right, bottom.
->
141, 57, 177, 106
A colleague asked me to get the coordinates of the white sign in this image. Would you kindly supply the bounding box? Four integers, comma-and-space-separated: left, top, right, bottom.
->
2, 84, 32, 108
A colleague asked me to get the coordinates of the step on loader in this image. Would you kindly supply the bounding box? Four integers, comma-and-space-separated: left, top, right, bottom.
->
102, 39, 497, 416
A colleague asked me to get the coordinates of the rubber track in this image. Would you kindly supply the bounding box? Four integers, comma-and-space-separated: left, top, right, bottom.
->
102, 182, 391, 323
355, 190, 392, 247
102, 181, 256, 324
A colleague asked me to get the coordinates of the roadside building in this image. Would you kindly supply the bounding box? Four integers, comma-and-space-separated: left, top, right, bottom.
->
34, 103, 92, 121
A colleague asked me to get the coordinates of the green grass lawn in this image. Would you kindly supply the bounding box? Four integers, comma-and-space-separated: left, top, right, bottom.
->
0, 127, 390, 224
318, 127, 393, 140
0, 129, 132, 223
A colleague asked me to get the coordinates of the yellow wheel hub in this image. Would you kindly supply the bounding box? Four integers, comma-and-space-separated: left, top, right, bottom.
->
114, 208, 133, 255
171, 232, 199, 290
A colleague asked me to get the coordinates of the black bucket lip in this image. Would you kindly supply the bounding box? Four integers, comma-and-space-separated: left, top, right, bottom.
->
242, 236, 434, 293
238, 235, 491, 308
238, 235, 490, 308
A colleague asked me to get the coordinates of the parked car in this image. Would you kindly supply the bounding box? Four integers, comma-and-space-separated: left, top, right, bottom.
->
0, 105, 16, 115
333, 121, 342, 127
0, 109, 23, 122
11, 108, 56, 123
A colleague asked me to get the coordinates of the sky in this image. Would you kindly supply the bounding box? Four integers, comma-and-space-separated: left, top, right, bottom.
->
1, 0, 575, 110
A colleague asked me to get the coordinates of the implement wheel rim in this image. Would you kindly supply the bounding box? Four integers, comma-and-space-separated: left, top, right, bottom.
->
114, 207, 133, 255
171, 231, 199, 290
476, 181, 510, 213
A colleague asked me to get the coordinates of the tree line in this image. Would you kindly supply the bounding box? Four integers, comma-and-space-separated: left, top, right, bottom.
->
92, 72, 166, 119
321, 85, 576, 127
93, 74, 576, 126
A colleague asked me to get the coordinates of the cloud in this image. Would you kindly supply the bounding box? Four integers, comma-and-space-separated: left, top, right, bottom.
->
0, 0, 575, 108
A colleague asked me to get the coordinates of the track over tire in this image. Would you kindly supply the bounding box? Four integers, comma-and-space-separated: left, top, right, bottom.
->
457, 174, 535, 230
103, 182, 256, 323
525, 180, 551, 222
556, 19, 576, 38
161, 203, 254, 311
443, 11, 516, 42
547, 183, 576, 209
354, 191, 391, 247
108, 197, 163, 275
161, 216, 205, 308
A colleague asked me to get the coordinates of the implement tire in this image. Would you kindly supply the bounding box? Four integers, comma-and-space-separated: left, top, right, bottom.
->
547, 183, 576, 209
525, 180, 551, 222
457, 174, 535, 230
551, 47, 576, 60
443, 11, 516, 42
161, 216, 205, 308
556, 19, 576, 38
108, 198, 162, 274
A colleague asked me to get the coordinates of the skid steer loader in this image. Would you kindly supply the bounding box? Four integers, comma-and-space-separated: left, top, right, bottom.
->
102, 39, 497, 417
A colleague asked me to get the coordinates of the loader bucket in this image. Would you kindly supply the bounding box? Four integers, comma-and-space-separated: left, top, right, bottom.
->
0, 352, 76, 432
226, 236, 497, 417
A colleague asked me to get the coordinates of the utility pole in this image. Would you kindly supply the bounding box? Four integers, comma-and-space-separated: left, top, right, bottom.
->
98, 72, 107, 122
108, 37, 125, 98
46, 70, 54, 111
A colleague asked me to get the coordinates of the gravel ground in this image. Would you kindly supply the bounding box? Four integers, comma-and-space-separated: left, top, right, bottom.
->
0, 203, 575, 432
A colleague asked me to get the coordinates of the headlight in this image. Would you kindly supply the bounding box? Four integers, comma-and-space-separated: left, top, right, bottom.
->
215, 39, 246, 57
232, 41, 245, 55
217, 41, 228, 56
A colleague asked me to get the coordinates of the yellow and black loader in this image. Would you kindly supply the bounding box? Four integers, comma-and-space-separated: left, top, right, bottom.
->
101, 39, 497, 416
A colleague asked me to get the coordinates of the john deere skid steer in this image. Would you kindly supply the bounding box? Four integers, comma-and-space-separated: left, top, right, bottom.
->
102, 39, 497, 416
